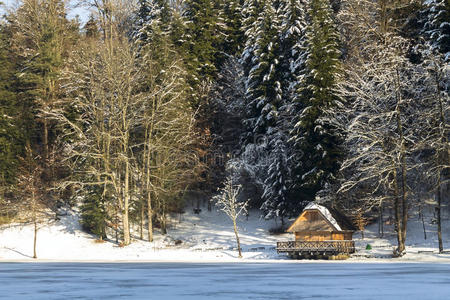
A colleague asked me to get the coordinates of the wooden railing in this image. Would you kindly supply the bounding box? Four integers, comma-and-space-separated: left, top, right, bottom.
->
277, 240, 355, 254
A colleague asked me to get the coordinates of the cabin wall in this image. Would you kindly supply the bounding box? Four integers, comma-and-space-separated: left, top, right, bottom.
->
331, 232, 344, 240
295, 231, 353, 241
295, 231, 332, 241
289, 211, 334, 232
344, 232, 353, 240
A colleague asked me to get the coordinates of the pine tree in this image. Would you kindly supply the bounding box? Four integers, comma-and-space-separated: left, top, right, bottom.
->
84, 15, 99, 39
244, 0, 283, 137
0, 26, 21, 185
278, 1, 309, 202
290, 0, 342, 204
10, 0, 77, 161
261, 132, 291, 225
423, 0, 450, 61
182, 0, 227, 82
279, 0, 308, 104
241, 0, 263, 77
135, 0, 175, 66
135, 0, 172, 44
220, 0, 245, 56
80, 186, 107, 240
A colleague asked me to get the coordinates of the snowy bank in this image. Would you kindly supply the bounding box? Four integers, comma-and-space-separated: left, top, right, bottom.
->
1, 207, 450, 263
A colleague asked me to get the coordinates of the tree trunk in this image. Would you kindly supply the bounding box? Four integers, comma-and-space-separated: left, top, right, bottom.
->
33, 217, 37, 259
433, 64, 445, 254
232, 219, 242, 258
147, 191, 153, 242
144, 100, 156, 242
400, 153, 408, 253
115, 204, 119, 243
43, 117, 49, 162
393, 169, 405, 255
122, 161, 131, 245
437, 182, 443, 253
395, 69, 407, 256
160, 204, 167, 235
379, 202, 384, 238
33, 190, 37, 259
145, 140, 153, 242
420, 207, 427, 240
140, 199, 144, 240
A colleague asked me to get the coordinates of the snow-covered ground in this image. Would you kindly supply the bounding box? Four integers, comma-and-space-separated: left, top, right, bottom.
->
1, 205, 450, 262
350, 212, 450, 262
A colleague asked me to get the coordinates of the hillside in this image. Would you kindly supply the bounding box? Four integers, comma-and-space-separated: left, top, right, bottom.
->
1, 206, 450, 262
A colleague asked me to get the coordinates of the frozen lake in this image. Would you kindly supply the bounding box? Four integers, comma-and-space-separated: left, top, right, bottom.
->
1, 262, 450, 299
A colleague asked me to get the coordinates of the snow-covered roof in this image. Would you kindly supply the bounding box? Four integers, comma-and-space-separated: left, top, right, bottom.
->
304, 202, 342, 231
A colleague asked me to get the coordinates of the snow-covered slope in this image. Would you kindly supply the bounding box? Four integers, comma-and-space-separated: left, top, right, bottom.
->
0, 207, 290, 261
1, 206, 450, 262
351, 213, 450, 262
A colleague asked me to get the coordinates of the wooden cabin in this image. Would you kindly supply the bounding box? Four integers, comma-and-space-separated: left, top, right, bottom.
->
277, 202, 356, 259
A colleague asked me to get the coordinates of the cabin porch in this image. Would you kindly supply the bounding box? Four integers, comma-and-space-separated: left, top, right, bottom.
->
277, 240, 355, 258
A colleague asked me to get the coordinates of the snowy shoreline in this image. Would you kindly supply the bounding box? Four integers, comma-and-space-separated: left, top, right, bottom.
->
2, 256, 450, 263
1, 208, 449, 263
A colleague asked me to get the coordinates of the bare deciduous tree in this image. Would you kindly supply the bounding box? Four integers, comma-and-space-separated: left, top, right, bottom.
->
416, 48, 449, 253
213, 175, 249, 258
331, 0, 428, 256
16, 145, 48, 259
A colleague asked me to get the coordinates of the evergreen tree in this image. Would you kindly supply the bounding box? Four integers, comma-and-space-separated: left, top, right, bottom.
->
10, 0, 77, 160
84, 14, 99, 39
279, 0, 308, 104
261, 131, 291, 224
423, 0, 450, 61
80, 186, 107, 240
135, 0, 172, 44
244, 0, 283, 137
210, 57, 246, 155
182, 0, 227, 82
0, 26, 21, 184
169, 6, 188, 51
220, 0, 245, 56
135, 0, 175, 66
290, 0, 342, 205
241, 0, 263, 77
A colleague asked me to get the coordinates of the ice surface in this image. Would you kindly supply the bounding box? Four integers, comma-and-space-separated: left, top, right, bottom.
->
1, 262, 450, 299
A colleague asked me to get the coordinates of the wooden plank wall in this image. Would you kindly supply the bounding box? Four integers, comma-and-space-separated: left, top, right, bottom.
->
295, 231, 353, 241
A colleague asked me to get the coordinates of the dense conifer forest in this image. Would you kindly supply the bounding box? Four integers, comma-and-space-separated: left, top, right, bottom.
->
0, 0, 448, 256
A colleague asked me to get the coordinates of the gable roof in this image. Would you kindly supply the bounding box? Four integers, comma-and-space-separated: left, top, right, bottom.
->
287, 202, 355, 232
304, 202, 342, 231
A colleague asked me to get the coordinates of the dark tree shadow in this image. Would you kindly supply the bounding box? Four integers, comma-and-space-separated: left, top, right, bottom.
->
3, 247, 33, 259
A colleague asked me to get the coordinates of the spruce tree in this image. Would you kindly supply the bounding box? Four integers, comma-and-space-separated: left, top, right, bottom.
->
220, 0, 245, 56
244, 0, 283, 137
279, 0, 308, 103
0, 26, 21, 184
423, 0, 450, 61
290, 0, 342, 205
261, 132, 291, 225
182, 0, 227, 81
10, 0, 76, 160
241, 0, 263, 77
135, 0, 172, 44
84, 15, 99, 39
80, 186, 107, 240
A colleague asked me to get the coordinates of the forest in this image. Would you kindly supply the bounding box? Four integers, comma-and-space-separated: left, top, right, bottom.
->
0, 0, 448, 257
